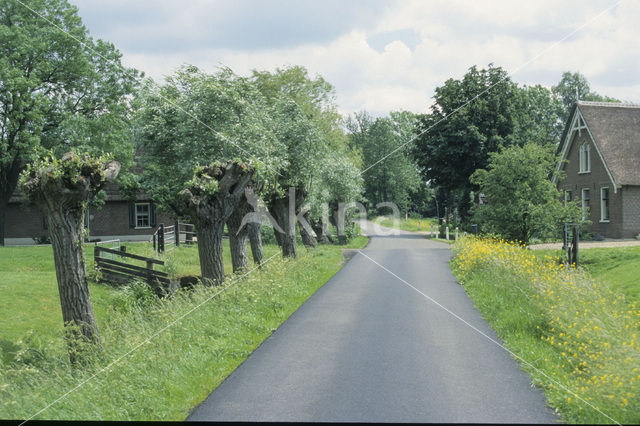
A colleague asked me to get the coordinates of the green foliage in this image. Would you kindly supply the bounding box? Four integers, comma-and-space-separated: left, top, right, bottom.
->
0, 0, 139, 204
541, 246, 640, 305
470, 143, 583, 244
513, 84, 566, 146
251, 66, 362, 224
412, 64, 521, 220
19, 150, 114, 208
348, 110, 423, 213
552, 71, 621, 123
136, 66, 282, 215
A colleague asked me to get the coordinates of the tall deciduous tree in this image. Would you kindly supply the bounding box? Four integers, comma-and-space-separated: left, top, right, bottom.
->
552, 71, 620, 123
0, 0, 139, 245
19, 151, 119, 362
348, 110, 422, 215
470, 143, 582, 244
412, 64, 520, 223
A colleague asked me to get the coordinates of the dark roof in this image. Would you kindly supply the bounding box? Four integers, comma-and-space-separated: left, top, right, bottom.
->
577, 101, 640, 186
557, 101, 640, 186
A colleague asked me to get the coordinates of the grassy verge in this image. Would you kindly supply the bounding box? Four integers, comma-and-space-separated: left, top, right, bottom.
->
451, 237, 640, 424
533, 246, 640, 305
0, 236, 367, 420
372, 215, 435, 232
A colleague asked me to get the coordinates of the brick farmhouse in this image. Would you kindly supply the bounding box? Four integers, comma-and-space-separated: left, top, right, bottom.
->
554, 101, 640, 239
4, 182, 174, 245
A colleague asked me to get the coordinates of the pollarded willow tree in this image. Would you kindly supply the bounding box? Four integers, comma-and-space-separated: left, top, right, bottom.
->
136, 66, 283, 282
180, 162, 253, 284
251, 66, 362, 255
265, 97, 325, 256
19, 151, 119, 362
306, 151, 364, 244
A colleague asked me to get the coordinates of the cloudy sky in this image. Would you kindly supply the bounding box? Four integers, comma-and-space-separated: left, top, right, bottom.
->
70, 0, 639, 117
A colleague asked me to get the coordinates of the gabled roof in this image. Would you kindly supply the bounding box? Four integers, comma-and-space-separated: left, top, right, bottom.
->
555, 101, 640, 187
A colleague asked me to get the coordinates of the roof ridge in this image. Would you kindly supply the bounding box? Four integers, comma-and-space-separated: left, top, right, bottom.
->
577, 100, 640, 108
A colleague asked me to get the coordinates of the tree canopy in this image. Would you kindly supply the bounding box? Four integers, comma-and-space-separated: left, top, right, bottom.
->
136, 66, 283, 215
347, 110, 423, 215
0, 0, 139, 244
470, 143, 583, 244
552, 71, 620, 123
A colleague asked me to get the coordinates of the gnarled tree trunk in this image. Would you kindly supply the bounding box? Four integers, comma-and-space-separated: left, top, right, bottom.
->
311, 218, 332, 244
248, 221, 263, 264
226, 197, 251, 273
46, 199, 101, 361
269, 195, 297, 257
19, 153, 120, 363
195, 219, 226, 284
299, 211, 317, 248
181, 162, 254, 285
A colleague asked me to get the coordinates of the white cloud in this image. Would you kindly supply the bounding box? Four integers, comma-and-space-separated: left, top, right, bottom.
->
70, 0, 640, 116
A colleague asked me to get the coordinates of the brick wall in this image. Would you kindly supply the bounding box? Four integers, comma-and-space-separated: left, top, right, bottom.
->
87, 201, 173, 238
5, 200, 175, 244
5, 203, 48, 240
559, 130, 623, 238
622, 186, 640, 239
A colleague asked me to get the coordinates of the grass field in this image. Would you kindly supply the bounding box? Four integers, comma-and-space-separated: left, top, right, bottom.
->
0, 236, 367, 420
451, 238, 640, 424
372, 216, 436, 232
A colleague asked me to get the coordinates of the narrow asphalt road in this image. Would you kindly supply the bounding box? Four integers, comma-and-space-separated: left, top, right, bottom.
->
187, 221, 558, 423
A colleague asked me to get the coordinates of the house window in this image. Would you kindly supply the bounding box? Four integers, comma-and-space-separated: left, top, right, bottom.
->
581, 188, 590, 220
135, 203, 151, 228
579, 143, 591, 173
600, 187, 610, 222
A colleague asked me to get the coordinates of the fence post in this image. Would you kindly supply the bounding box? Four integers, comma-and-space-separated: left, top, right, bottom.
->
455, 227, 459, 240
175, 220, 180, 247
446, 226, 450, 240
186, 224, 193, 245
572, 225, 579, 267
430, 224, 434, 238
158, 223, 165, 253
94, 245, 99, 261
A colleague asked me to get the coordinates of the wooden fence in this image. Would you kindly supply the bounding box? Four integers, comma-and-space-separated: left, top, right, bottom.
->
152, 221, 196, 253
94, 245, 170, 295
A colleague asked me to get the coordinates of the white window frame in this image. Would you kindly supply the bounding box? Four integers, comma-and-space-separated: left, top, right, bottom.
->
581, 188, 590, 221
135, 202, 151, 229
600, 187, 610, 223
579, 143, 591, 173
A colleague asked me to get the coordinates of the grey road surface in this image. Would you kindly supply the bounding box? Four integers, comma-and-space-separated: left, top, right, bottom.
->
187, 221, 558, 423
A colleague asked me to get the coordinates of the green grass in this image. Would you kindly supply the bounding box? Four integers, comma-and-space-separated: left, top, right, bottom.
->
371, 215, 436, 232
531, 246, 640, 305
452, 238, 640, 424
0, 235, 367, 420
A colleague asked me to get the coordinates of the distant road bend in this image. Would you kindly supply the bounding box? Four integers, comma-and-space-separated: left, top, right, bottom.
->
188, 221, 558, 423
